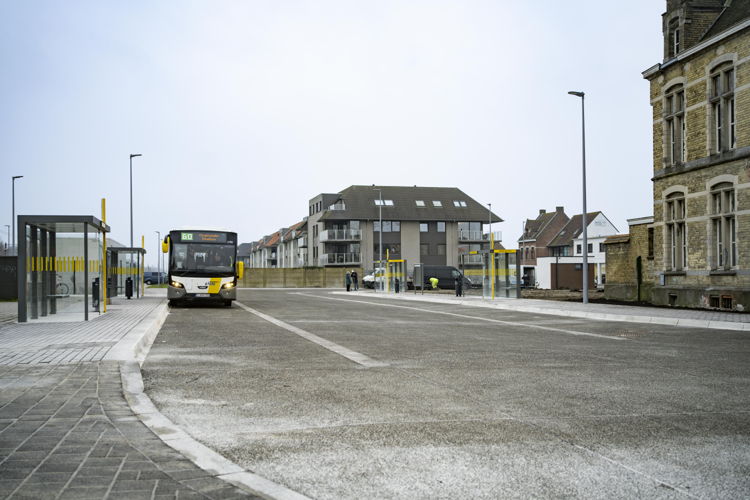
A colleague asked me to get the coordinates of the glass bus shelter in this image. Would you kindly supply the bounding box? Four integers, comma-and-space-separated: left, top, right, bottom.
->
472, 249, 521, 299
17, 215, 109, 323
107, 247, 146, 299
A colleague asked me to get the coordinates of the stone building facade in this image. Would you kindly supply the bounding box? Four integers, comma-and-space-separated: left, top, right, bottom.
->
639, 0, 750, 309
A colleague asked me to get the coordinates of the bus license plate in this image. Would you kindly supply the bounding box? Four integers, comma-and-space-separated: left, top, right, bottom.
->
195, 293, 210, 298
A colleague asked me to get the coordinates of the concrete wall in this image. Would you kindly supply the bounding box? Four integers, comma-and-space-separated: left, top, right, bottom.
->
0, 256, 17, 299
240, 267, 364, 288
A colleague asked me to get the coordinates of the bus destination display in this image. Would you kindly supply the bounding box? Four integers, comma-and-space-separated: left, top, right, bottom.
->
179, 232, 228, 244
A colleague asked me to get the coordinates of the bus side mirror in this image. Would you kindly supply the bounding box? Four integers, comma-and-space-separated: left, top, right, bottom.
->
237, 261, 244, 280
162, 236, 169, 254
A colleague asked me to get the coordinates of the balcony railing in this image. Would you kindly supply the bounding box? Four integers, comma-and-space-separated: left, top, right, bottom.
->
320, 229, 361, 242
319, 253, 361, 266
328, 202, 346, 211
297, 237, 307, 247
461, 254, 484, 265
458, 230, 485, 241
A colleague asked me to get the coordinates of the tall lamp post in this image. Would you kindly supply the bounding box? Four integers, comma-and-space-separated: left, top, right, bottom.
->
129, 154, 142, 247
568, 91, 588, 304
11, 175, 23, 256
155, 231, 161, 284
374, 187, 383, 292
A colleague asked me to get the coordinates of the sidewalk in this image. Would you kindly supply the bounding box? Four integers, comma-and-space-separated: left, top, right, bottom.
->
0, 291, 260, 500
345, 290, 750, 331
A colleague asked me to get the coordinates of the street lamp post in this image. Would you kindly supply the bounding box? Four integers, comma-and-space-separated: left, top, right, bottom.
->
568, 91, 588, 304
129, 154, 142, 247
155, 231, 161, 284
11, 175, 23, 256
374, 188, 383, 292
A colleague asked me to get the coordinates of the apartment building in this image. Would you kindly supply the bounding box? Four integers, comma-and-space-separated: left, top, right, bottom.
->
248, 185, 502, 273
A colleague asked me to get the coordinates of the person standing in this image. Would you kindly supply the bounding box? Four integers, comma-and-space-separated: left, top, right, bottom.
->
351, 270, 359, 291
455, 275, 463, 297
345, 271, 352, 292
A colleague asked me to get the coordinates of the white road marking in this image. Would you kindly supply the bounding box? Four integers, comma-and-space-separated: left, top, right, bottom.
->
234, 301, 389, 367
293, 293, 627, 341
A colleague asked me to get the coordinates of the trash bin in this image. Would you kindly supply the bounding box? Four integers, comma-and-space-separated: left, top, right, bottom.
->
125, 277, 133, 299
92, 278, 100, 311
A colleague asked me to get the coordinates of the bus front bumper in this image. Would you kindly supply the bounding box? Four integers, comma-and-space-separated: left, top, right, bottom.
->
167, 285, 237, 302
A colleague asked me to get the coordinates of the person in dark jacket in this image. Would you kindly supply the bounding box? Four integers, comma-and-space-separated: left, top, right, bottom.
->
351, 270, 359, 291
345, 272, 352, 292
455, 276, 463, 297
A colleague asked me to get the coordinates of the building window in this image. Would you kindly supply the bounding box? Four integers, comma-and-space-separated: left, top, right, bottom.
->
530, 247, 535, 259
668, 18, 679, 58
383, 221, 392, 232
710, 64, 735, 153
415, 200, 425, 207
576, 244, 582, 254
587, 243, 593, 254
374, 221, 400, 232
711, 182, 736, 269
432, 201, 442, 207
665, 85, 685, 164
665, 192, 686, 270
453, 201, 467, 207
374, 199, 394, 206
420, 223, 428, 232
599, 243, 604, 252
420, 244, 429, 256
648, 227, 654, 258
437, 222, 445, 232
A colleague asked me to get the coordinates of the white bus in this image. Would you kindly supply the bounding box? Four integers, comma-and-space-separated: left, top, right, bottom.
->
162, 229, 244, 306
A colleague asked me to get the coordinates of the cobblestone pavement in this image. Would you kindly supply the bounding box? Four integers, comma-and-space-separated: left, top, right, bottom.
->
0, 362, 255, 499
0, 297, 163, 366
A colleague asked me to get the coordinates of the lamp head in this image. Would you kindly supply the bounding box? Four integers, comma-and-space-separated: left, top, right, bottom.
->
12, 175, 23, 180
130, 154, 142, 158
568, 91, 584, 97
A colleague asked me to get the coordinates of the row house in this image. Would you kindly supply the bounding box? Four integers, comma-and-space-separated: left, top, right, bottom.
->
276, 221, 308, 269
519, 208, 618, 289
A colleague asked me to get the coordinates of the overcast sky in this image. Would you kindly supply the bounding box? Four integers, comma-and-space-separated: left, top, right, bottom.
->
1, 1, 665, 267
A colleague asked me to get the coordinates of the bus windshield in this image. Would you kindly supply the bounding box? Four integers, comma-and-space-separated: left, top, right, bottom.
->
171, 243, 236, 274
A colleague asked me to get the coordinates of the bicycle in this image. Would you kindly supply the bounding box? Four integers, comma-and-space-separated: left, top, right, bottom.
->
55, 275, 69, 296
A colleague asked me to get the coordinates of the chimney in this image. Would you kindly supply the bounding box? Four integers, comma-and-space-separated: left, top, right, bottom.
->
556, 206, 564, 213
539, 209, 546, 216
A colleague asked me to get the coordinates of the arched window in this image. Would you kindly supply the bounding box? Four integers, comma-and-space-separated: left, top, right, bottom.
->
709, 63, 735, 153
665, 85, 685, 164
710, 182, 736, 269
665, 192, 686, 270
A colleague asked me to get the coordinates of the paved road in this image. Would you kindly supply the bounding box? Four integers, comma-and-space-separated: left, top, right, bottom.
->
142, 290, 750, 499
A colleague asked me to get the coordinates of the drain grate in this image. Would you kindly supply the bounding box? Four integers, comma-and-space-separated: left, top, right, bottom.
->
614, 330, 645, 339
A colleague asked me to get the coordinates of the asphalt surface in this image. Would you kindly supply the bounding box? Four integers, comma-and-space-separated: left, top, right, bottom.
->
141, 289, 750, 499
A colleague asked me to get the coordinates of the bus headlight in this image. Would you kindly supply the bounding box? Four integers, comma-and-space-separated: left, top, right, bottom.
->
170, 280, 184, 288
221, 281, 235, 290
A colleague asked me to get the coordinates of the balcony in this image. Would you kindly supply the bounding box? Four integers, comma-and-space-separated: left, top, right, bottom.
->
320, 253, 361, 266
328, 202, 346, 211
458, 230, 485, 241
320, 229, 361, 242
297, 236, 307, 247
460, 254, 484, 265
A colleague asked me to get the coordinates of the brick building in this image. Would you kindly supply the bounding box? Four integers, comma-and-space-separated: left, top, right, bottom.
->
518, 207, 569, 287
609, 0, 750, 309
